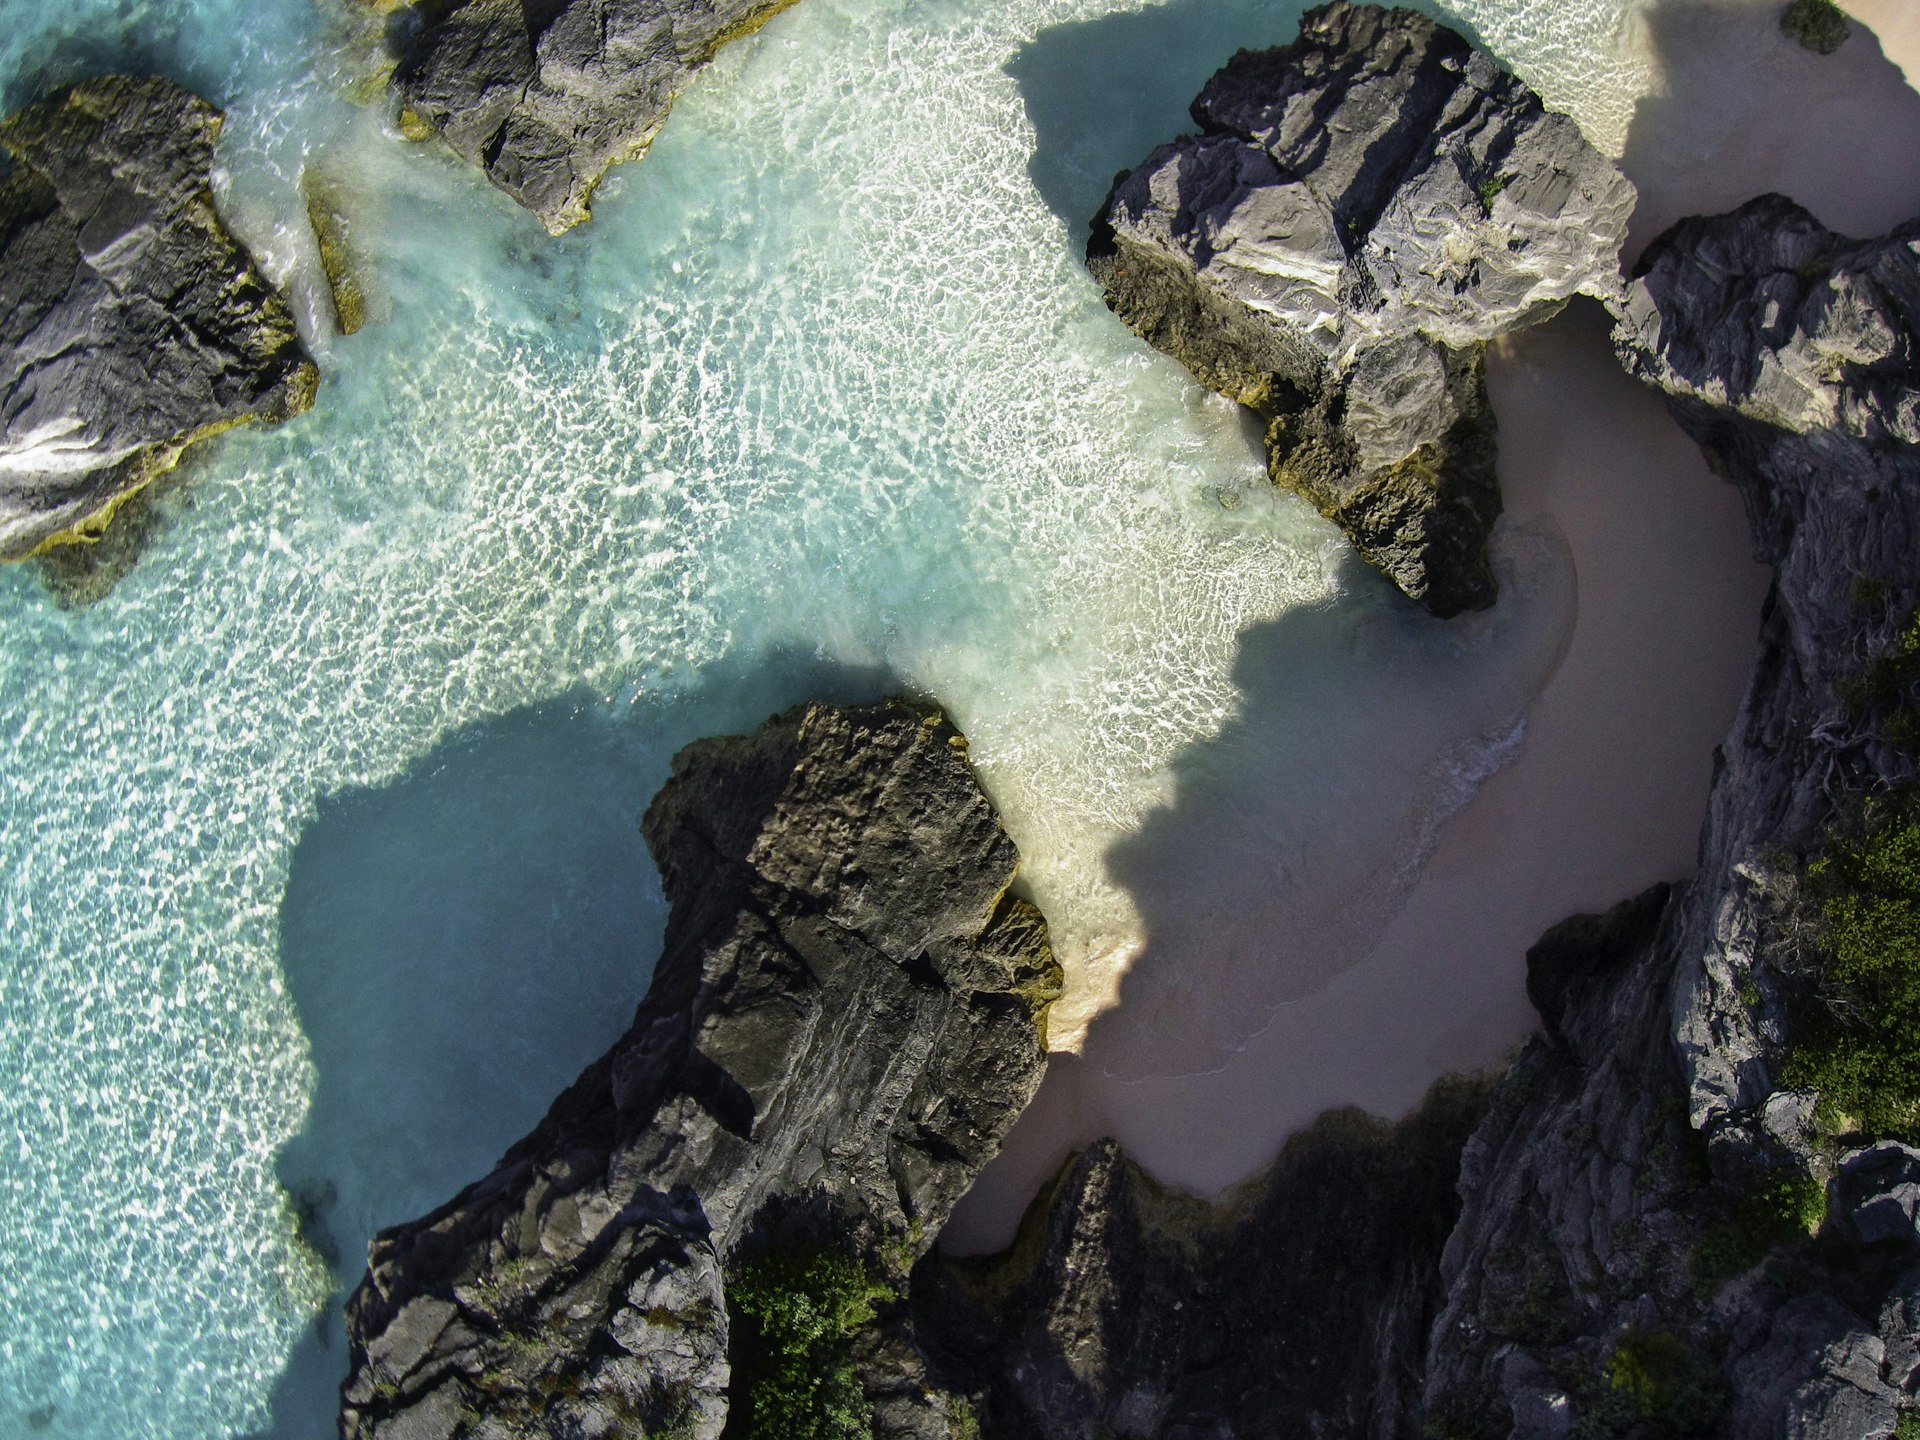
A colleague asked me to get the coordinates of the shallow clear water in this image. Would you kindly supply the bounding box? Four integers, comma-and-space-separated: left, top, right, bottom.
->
0, 0, 1666, 1435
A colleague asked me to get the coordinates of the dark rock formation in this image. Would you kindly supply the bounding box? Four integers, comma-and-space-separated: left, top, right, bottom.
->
0, 77, 317, 562
381, 0, 802, 235
339, 701, 1060, 1440
900, 194, 1920, 1440
1413, 197, 1920, 1439
1088, 1, 1633, 617
921, 1077, 1492, 1440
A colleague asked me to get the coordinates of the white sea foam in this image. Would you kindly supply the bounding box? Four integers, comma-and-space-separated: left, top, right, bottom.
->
0, 0, 1692, 1435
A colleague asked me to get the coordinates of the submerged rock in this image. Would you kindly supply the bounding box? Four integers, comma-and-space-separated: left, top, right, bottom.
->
1088, 0, 1633, 616
0, 77, 316, 563
340, 701, 1060, 1440
302, 166, 376, 337
381, 0, 803, 235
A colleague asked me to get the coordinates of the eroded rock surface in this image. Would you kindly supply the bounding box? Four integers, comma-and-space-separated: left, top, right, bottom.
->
382, 0, 801, 234
921, 1078, 1492, 1440
1414, 197, 1920, 1439
1089, 0, 1633, 616
0, 77, 316, 562
340, 701, 1060, 1440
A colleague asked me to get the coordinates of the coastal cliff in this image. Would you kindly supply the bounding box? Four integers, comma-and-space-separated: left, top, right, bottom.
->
1087, 1, 1633, 616
0, 77, 316, 563
1279, 192, 1920, 1440
378, 0, 802, 234
339, 701, 1060, 1440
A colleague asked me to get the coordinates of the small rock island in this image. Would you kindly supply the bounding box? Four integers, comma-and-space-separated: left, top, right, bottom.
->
1088, 1, 1634, 616
0, 77, 316, 563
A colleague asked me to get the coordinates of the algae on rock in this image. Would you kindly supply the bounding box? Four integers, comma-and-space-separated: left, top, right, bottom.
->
0, 77, 317, 563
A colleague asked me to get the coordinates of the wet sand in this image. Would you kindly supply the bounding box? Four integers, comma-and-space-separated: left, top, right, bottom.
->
944, 0, 1920, 1251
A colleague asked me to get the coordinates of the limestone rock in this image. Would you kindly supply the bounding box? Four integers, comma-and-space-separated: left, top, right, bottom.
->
923, 1077, 1492, 1438
1089, 0, 1633, 616
339, 701, 1060, 1440
382, 0, 801, 235
1412, 196, 1920, 1440
0, 77, 316, 562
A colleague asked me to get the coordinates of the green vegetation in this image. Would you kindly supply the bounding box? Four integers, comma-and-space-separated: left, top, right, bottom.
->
1842, 606, 1920, 737
1781, 0, 1850, 55
1690, 1170, 1826, 1295
1588, 1330, 1723, 1437
1608, 1330, 1690, 1418
1784, 793, 1920, 1138
1562, 1330, 1726, 1439
727, 1244, 895, 1440
1896, 1409, 1920, 1440
1477, 174, 1510, 209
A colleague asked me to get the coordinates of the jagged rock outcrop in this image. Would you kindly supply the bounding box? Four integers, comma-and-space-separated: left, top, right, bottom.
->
1088, 1, 1634, 617
900, 196, 1920, 1440
920, 1078, 1492, 1440
0, 77, 316, 562
1414, 197, 1920, 1439
339, 701, 1060, 1440
380, 0, 801, 234
1615, 193, 1920, 1141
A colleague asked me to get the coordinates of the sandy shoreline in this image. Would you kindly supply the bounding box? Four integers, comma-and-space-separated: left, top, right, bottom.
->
945, 0, 1920, 1252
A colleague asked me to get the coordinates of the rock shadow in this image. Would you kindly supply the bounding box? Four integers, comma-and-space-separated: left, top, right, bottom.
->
1004, 0, 1307, 248
246, 650, 893, 1440
1618, 0, 1920, 257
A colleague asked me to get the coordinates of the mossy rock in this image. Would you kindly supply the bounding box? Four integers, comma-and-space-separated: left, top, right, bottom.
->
1782, 0, 1850, 55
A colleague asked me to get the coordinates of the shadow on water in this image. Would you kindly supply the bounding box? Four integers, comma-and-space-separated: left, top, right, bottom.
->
0, 2, 273, 115
246, 650, 894, 1440
1074, 521, 1570, 1082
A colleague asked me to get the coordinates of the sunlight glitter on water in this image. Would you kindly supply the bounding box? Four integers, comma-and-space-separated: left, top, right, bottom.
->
0, 0, 1671, 1434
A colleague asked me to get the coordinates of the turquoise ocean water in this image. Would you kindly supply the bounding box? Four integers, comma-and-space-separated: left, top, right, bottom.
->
0, 0, 1659, 1434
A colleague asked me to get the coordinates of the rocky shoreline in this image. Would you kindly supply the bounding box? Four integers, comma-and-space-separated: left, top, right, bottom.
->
0, 76, 316, 565
332, 7, 1920, 1440
4, 5, 1913, 1439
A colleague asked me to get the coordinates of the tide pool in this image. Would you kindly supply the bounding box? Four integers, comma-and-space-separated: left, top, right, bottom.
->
0, 0, 1687, 1435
